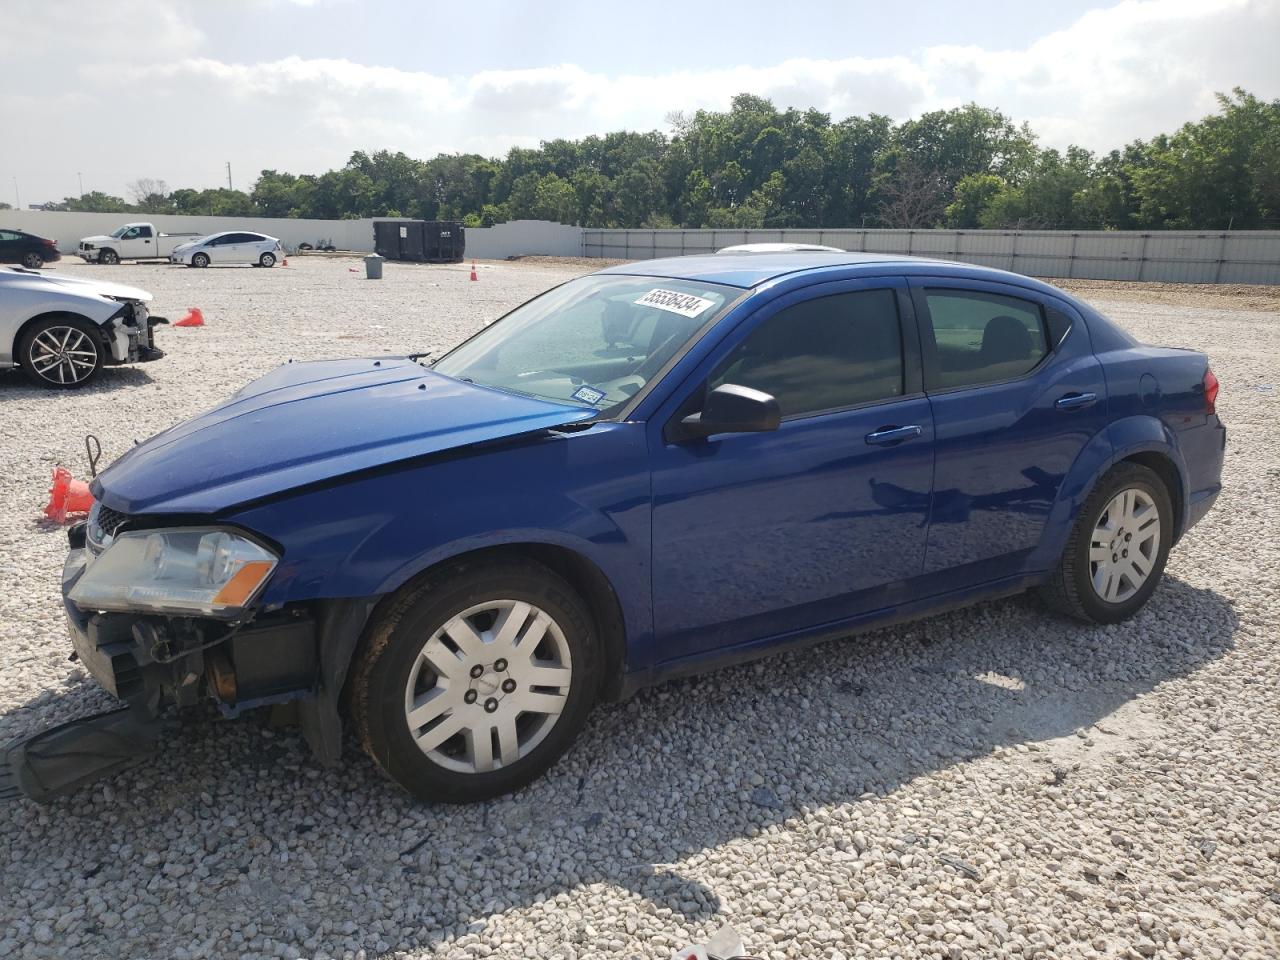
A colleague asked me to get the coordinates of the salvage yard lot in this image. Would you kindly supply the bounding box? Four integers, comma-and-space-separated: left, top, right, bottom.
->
1, 257, 1277, 959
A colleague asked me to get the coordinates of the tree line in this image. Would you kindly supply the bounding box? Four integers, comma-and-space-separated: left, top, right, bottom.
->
30, 88, 1280, 231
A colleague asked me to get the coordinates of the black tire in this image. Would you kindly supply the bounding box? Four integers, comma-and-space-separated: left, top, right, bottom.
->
348, 558, 601, 803
97, 249, 119, 265
21, 251, 43, 269
17, 315, 105, 389
1038, 462, 1173, 624
298, 243, 313, 251
191, 253, 210, 268
259, 252, 276, 268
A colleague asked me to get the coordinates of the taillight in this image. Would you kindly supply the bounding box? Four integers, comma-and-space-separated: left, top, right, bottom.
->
43, 238, 57, 247
1203, 367, 1219, 415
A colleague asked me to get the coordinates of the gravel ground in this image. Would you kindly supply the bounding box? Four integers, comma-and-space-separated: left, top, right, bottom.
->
1, 257, 1277, 960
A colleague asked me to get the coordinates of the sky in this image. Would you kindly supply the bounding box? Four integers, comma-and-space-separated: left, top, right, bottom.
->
2, 0, 1278, 206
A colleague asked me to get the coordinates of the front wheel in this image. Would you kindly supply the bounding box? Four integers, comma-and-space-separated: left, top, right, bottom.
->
21, 251, 43, 269
259, 252, 276, 268
191, 253, 210, 268
348, 559, 600, 803
1039, 462, 1173, 623
18, 316, 104, 388
97, 249, 120, 265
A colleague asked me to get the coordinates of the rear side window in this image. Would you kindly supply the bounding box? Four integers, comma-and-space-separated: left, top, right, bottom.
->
710, 289, 904, 418
923, 289, 1048, 389
136, 226, 153, 238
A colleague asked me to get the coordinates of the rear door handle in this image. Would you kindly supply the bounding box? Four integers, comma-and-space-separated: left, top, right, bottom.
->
1055, 392, 1097, 410
865, 424, 923, 446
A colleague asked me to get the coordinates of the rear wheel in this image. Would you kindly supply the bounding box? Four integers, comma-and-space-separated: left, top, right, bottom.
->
18, 316, 104, 389
259, 252, 276, 268
348, 559, 600, 803
97, 249, 119, 265
191, 252, 210, 268
1039, 462, 1173, 623
21, 251, 43, 269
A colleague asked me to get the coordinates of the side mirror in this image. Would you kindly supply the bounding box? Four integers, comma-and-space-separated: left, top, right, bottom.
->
679, 384, 781, 440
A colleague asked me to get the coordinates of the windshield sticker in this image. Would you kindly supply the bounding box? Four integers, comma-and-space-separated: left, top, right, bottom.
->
634, 288, 716, 318
572, 385, 607, 405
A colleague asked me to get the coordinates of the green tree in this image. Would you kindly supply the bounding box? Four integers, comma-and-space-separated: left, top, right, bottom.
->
946, 174, 1005, 228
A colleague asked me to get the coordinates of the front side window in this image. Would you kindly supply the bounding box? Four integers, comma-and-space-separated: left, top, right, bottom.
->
433, 275, 739, 410
923, 289, 1048, 389
121, 227, 140, 240
709, 289, 905, 418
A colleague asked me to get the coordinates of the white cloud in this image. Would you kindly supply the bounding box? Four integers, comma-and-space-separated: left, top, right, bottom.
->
2, 0, 1276, 201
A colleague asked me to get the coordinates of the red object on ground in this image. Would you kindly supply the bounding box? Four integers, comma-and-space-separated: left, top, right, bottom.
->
282, 257, 289, 267
174, 307, 204, 328
44, 467, 94, 523
349, 267, 359, 272
469, 261, 478, 281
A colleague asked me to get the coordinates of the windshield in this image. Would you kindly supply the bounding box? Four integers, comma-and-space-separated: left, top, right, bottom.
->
433, 275, 740, 410
109, 226, 130, 238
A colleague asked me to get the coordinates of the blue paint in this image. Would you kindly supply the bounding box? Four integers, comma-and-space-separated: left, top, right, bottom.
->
89, 253, 1227, 693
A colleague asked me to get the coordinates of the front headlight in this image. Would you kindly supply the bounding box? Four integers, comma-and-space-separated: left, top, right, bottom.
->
69, 526, 279, 619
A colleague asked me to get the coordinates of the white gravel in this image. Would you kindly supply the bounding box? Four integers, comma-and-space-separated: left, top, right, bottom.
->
1, 257, 1278, 960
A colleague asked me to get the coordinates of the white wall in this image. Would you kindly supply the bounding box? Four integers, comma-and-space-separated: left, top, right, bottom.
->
465, 219, 583, 259
4, 211, 588, 261
3, 210, 379, 255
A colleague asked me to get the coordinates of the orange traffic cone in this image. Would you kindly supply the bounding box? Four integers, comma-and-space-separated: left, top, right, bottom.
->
174, 307, 204, 328
469, 261, 478, 281
44, 467, 94, 523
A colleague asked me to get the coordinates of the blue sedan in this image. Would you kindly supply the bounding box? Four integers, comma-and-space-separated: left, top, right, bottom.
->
23, 252, 1224, 804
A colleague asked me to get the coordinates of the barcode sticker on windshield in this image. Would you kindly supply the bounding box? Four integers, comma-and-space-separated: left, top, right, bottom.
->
634, 288, 715, 318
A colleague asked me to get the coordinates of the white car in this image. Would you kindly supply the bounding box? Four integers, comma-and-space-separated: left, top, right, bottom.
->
0, 267, 164, 388
715, 242, 845, 254
171, 231, 284, 268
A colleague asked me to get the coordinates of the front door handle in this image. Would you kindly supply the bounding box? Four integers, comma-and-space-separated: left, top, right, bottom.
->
1055, 392, 1097, 410
865, 424, 923, 446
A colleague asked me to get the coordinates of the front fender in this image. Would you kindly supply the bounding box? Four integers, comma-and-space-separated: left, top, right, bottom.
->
227, 422, 654, 666
1027, 415, 1188, 571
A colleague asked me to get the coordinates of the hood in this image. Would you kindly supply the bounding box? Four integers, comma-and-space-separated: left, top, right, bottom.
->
13, 269, 153, 303
93, 358, 595, 514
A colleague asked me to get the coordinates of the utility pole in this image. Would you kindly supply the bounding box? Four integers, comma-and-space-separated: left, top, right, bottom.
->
78, 172, 84, 197
12, 178, 18, 210
226, 162, 233, 191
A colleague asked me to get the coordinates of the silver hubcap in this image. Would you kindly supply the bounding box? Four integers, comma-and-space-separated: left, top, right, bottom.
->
404, 599, 572, 774
1089, 487, 1161, 603
30, 327, 97, 384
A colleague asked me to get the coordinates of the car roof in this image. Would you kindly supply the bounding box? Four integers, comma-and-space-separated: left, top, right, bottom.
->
716, 242, 845, 254
596, 251, 1057, 291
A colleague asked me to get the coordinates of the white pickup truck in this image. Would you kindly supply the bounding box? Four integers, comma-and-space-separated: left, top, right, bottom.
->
77, 222, 202, 264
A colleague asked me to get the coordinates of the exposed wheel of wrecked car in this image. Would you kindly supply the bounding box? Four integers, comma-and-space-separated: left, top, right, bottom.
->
349, 559, 599, 803
1039, 463, 1172, 624
190, 252, 210, 268
21, 251, 43, 269
96, 249, 119, 265
259, 252, 277, 268
19, 315, 104, 388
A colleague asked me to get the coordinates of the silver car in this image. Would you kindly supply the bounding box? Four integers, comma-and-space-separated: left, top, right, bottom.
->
0, 267, 164, 388
170, 231, 284, 268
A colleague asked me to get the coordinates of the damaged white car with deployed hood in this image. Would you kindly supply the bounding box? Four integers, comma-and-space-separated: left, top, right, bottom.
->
0, 267, 165, 388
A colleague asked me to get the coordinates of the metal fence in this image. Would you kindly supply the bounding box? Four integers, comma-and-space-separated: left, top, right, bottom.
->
582, 228, 1280, 284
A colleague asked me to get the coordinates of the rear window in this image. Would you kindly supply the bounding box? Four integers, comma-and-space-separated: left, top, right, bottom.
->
923, 289, 1048, 389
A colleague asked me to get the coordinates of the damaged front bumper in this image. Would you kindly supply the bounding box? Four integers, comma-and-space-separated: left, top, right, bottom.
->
60, 545, 319, 721
103, 301, 166, 367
